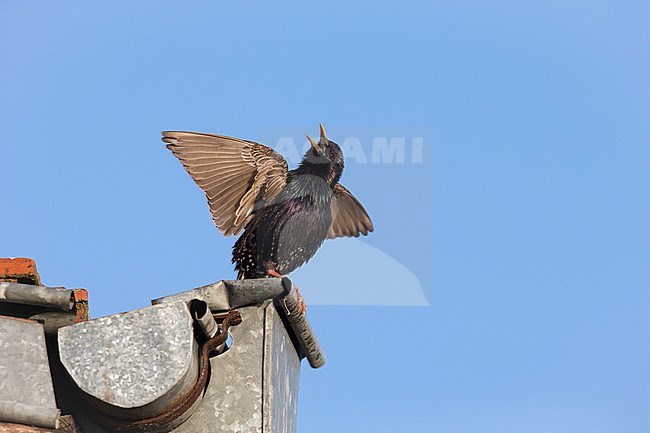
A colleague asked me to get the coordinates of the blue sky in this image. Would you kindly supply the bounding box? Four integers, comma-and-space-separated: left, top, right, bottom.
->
2, 1, 649, 432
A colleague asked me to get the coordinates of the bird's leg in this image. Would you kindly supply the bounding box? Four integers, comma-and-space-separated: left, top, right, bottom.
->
265, 268, 307, 315
266, 268, 283, 279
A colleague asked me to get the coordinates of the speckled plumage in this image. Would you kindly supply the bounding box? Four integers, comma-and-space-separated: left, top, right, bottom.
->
163, 125, 373, 280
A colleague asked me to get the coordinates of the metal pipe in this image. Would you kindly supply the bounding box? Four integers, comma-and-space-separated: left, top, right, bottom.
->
0, 282, 74, 311
0, 400, 61, 429
276, 278, 326, 369
153, 279, 287, 312
190, 300, 219, 338
223, 279, 286, 308
29, 311, 77, 334
153, 278, 326, 368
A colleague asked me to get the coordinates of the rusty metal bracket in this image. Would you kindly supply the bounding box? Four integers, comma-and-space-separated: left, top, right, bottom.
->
109, 310, 242, 432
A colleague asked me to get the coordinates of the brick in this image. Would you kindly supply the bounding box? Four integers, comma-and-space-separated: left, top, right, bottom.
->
0, 258, 41, 285
73, 289, 90, 322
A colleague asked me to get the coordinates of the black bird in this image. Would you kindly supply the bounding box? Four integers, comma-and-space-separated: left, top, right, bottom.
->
163, 124, 373, 288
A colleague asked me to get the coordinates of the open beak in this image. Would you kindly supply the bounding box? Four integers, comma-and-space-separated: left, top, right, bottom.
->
319, 123, 327, 144
306, 123, 328, 154
305, 134, 321, 154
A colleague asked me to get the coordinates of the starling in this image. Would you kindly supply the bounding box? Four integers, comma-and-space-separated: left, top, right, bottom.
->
163, 124, 373, 283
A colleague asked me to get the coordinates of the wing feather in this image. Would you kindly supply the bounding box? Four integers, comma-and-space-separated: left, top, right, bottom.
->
327, 184, 374, 239
164, 131, 288, 236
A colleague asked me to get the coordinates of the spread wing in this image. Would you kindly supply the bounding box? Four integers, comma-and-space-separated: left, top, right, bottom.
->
327, 184, 374, 239
163, 131, 288, 236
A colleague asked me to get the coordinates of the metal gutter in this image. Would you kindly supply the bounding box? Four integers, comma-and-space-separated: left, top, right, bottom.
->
0, 283, 74, 311
153, 277, 326, 368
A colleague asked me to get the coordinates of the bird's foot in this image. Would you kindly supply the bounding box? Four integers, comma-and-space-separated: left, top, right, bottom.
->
293, 285, 307, 315
266, 268, 283, 279
266, 268, 307, 315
